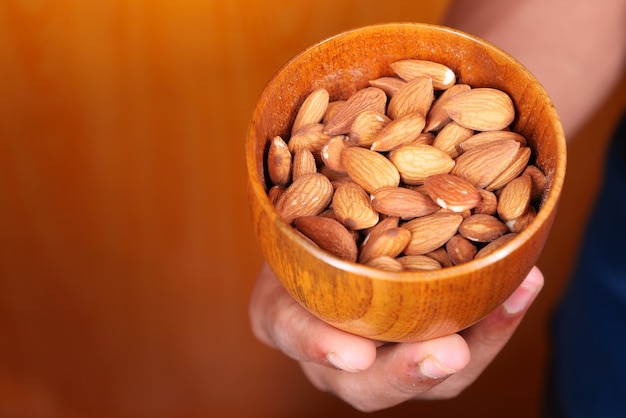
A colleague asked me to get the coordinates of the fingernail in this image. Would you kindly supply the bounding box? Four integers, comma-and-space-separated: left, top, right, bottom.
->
503, 281, 540, 315
327, 352, 361, 372
419, 357, 456, 380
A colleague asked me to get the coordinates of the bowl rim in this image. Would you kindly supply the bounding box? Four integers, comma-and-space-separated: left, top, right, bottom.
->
246, 22, 567, 283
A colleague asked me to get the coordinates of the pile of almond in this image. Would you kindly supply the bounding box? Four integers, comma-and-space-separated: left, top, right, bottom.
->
265, 59, 547, 271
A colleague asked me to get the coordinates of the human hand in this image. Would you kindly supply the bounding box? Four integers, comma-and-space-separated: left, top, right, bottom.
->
249, 262, 543, 412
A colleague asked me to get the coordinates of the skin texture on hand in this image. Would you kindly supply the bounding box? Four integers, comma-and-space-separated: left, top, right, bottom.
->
249, 263, 544, 412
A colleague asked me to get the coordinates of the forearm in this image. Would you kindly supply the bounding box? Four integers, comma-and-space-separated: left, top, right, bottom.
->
442, 0, 626, 139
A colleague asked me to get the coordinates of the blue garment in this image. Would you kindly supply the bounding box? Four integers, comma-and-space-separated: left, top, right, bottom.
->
548, 114, 626, 417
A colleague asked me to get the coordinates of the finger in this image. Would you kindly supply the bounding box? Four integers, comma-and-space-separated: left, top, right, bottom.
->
249, 263, 378, 372
301, 333, 471, 412
427, 266, 545, 398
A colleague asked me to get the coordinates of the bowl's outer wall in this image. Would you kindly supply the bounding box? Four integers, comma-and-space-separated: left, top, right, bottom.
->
246, 23, 566, 342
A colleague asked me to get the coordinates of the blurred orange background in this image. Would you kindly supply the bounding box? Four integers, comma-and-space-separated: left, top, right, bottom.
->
0, 1, 624, 417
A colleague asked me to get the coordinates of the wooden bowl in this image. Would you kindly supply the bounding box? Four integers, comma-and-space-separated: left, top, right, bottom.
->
246, 23, 566, 342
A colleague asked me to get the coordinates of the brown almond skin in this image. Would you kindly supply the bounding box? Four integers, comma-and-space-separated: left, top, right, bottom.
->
362, 216, 400, 247
291, 88, 330, 135
423, 173, 481, 212
365, 256, 404, 272
473, 188, 498, 215
425, 247, 453, 268
475, 233, 518, 259
432, 121, 474, 158
368, 76, 407, 96
294, 215, 358, 262
497, 174, 532, 221
387, 77, 434, 120
267, 135, 292, 187
321, 135, 349, 173
288, 123, 331, 155
332, 181, 379, 230
341, 146, 400, 194
370, 112, 426, 152
388, 144, 455, 185
446, 234, 477, 265
450, 139, 520, 188
324, 87, 387, 135
397, 255, 442, 271
268, 185, 286, 206
443, 87, 515, 131
424, 83, 471, 132
523, 165, 548, 201
292, 147, 317, 181
322, 100, 346, 124
275, 173, 333, 224
391, 59, 456, 89
402, 212, 463, 255
459, 130, 527, 152
348, 110, 390, 147
485, 146, 532, 191
371, 186, 440, 219
359, 227, 411, 264
458, 214, 508, 243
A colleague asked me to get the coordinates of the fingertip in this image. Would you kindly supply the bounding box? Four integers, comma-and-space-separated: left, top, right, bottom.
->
428, 334, 471, 373
408, 334, 471, 380
503, 266, 544, 315
322, 333, 378, 372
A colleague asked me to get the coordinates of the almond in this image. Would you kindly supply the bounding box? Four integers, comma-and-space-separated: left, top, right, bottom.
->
319, 165, 351, 184
390, 59, 456, 90
388, 144, 455, 185
473, 188, 498, 215
294, 215, 358, 262
332, 181, 379, 230
446, 234, 477, 265
424, 83, 471, 132
291, 88, 330, 135
292, 147, 317, 181
444, 87, 515, 131
341, 146, 400, 193
268, 185, 286, 206
267, 135, 292, 187
368, 76, 407, 96
324, 87, 387, 135
323, 100, 346, 124
362, 216, 400, 247
458, 214, 508, 242
370, 112, 426, 152
408, 132, 435, 146
497, 174, 532, 221
348, 110, 390, 147
432, 121, 474, 158
506, 204, 537, 233
397, 255, 442, 271
402, 212, 463, 255
359, 227, 411, 264
275, 173, 333, 224
485, 146, 532, 191
371, 186, 440, 219
387, 77, 434, 120
475, 233, 518, 259
320, 135, 348, 173
288, 123, 331, 156
365, 256, 404, 272
458, 130, 527, 152
523, 165, 547, 201
450, 139, 520, 188
423, 173, 481, 212
424, 247, 453, 268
